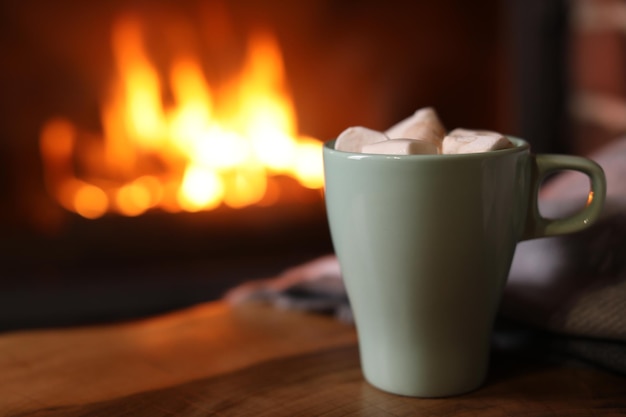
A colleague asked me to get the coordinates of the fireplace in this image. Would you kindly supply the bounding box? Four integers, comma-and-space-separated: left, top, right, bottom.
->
0, 0, 514, 330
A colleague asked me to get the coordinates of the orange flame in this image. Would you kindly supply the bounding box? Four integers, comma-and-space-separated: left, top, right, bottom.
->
39, 16, 324, 219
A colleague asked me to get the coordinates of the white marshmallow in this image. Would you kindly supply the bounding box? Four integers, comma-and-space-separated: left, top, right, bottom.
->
442, 129, 513, 154
447, 128, 503, 138
361, 138, 439, 155
384, 107, 446, 147
335, 126, 389, 153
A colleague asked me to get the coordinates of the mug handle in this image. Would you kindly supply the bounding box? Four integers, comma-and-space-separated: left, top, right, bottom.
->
523, 154, 606, 240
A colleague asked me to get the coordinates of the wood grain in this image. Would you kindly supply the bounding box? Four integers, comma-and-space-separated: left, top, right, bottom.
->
0, 302, 356, 416
1, 302, 625, 416
10, 346, 626, 417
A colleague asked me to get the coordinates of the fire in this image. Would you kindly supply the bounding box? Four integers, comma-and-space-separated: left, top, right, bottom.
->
39, 16, 324, 219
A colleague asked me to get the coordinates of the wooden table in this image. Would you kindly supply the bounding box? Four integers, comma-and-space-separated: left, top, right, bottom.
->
1, 302, 625, 416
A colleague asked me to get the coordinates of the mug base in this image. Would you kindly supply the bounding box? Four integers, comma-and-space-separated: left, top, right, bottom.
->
363, 371, 486, 398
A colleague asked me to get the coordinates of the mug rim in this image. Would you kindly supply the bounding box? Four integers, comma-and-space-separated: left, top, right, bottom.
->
323, 136, 529, 160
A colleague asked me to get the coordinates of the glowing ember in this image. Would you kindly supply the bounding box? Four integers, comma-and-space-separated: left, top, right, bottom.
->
39, 16, 324, 219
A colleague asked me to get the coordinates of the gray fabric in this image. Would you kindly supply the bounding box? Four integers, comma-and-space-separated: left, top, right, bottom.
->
500, 138, 626, 373
503, 206, 626, 342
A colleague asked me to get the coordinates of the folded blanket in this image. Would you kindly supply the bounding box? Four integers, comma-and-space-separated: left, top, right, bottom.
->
225, 138, 626, 374
500, 138, 626, 372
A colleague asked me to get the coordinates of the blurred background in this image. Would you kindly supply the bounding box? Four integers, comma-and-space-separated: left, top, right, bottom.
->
0, 0, 624, 330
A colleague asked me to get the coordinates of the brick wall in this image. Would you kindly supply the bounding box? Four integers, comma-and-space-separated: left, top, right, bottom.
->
570, 0, 626, 155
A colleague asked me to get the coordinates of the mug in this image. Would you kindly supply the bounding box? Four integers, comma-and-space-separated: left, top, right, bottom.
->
323, 137, 606, 397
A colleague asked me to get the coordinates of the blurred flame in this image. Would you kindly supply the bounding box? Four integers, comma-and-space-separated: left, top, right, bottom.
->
39, 16, 323, 219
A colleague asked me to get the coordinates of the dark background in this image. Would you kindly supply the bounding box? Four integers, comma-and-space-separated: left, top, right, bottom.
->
1, 0, 611, 331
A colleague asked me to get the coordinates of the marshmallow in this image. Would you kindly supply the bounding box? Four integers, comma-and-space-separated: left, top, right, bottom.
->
361, 138, 439, 155
384, 107, 446, 147
442, 129, 513, 154
447, 128, 503, 139
335, 126, 389, 153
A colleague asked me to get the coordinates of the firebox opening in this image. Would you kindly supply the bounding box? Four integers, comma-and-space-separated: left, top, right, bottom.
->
0, 0, 519, 330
